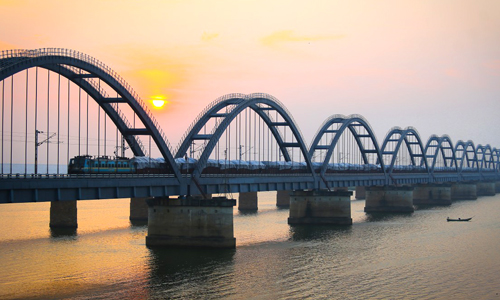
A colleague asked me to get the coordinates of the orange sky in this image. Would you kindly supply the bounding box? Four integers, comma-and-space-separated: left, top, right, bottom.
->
1, 0, 499, 148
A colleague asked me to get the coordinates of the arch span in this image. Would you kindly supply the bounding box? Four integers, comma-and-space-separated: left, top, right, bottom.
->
309, 114, 385, 176
380, 126, 429, 175
454, 140, 478, 172
492, 148, 500, 172
423, 135, 457, 174
0, 48, 182, 181
476, 144, 495, 170
181, 93, 316, 180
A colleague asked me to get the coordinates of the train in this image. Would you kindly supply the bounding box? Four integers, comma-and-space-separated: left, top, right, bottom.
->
68, 155, 478, 175
67, 155, 179, 174
68, 155, 137, 174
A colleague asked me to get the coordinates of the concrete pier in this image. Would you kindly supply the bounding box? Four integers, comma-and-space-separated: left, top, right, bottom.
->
238, 192, 258, 211
496, 181, 500, 193
288, 190, 352, 225
130, 197, 150, 222
355, 186, 366, 200
476, 182, 496, 196
364, 186, 414, 213
413, 184, 452, 206
50, 200, 78, 228
146, 196, 236, 248
276, 190, 290, 207
451, 183, 477, 200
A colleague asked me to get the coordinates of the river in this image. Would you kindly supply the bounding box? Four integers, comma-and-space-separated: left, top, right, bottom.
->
1, 192, 499, 299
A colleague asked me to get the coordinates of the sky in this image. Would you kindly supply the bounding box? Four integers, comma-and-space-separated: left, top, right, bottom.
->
1, 0, 500, 150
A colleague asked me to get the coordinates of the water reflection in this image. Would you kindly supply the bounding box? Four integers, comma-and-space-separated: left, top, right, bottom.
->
50, 227, 77, 238
148, 247, 235, 278
237, 210, 259, 216
129, 219, 148, 227
364, 212, 413, 222
289, 224, 352, 241
147, 247, 236, 298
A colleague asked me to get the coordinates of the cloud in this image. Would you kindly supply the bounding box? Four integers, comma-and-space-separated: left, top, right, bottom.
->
201, 32, 219, 42
261, 30, 344, 46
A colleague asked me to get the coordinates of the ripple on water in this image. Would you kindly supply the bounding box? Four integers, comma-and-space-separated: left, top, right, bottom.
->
1, 194, 500, 299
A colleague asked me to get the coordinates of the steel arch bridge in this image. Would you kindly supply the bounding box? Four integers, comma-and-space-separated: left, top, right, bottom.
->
0, 48, 183, 182
380, 126, 429, 177
308, 114, 386, 186
175, 93, 316, 181
454, 140, 479, 173
423, 135, 457, 175
0, 48, 499, 202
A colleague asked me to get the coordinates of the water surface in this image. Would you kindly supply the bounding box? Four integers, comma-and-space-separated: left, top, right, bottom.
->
1, 193, 499, 299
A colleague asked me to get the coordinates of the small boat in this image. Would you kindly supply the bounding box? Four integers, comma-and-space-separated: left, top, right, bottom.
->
447, 217, 472, 222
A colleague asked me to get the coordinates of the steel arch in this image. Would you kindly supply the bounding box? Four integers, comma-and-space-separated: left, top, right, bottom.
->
476, 144, 494, 170
187, 93, 315, 180
454, 140, 479, 172
309, 114, 386, 176
0, 48, 182, 181
380, 126, 429, 175
484, 145, 495, 169
423, 135, 457, 174
175, 93, 248, 158
176, 93, 297, 162
492, 148, 500, 172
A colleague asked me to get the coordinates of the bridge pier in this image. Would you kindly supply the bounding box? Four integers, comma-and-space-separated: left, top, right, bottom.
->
451, 182, 477, 200
130, 197, 150, 222
364, 186, 414, 213
146, 196, 236, 248
355, 186, 366, 200
496, 181, 500, 193
276, 190, 290, 207
288, 190, 352, 225
50, 200, 78, 228
238, 192, 258, 211
413, 184, 451, 206
476, 181, 496, 196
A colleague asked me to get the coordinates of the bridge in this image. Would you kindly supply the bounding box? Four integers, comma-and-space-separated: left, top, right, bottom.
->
1, 48, 499, 248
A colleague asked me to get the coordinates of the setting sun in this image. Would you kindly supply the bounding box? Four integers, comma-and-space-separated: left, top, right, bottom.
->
150, 96, 168, 109
152, 99, 165, 108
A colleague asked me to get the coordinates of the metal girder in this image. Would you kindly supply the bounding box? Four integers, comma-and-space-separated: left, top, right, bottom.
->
98, 97, 127, 103
380, 127, 429, 177
309, 115, 386, 177
0, 48, 183, 183
423, 135, 457, 173
190, 94, 316, 183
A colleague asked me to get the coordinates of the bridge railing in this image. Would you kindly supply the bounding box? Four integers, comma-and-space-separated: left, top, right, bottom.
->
0, 173, 177, 179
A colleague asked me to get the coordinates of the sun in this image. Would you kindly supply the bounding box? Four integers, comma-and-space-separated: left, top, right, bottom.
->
150, 95, 168, 109
152, 99, 165, 108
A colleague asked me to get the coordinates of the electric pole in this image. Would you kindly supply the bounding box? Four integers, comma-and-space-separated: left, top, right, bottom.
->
35, 130, 56, 174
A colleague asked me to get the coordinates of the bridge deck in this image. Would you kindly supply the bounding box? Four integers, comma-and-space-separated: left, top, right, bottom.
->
0, 172, 495, 203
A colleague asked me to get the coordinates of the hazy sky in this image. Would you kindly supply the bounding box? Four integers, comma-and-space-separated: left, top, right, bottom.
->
1, 0, 499, 149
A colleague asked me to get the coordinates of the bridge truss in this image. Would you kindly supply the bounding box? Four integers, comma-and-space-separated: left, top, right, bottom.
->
0, 48, 499, 202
